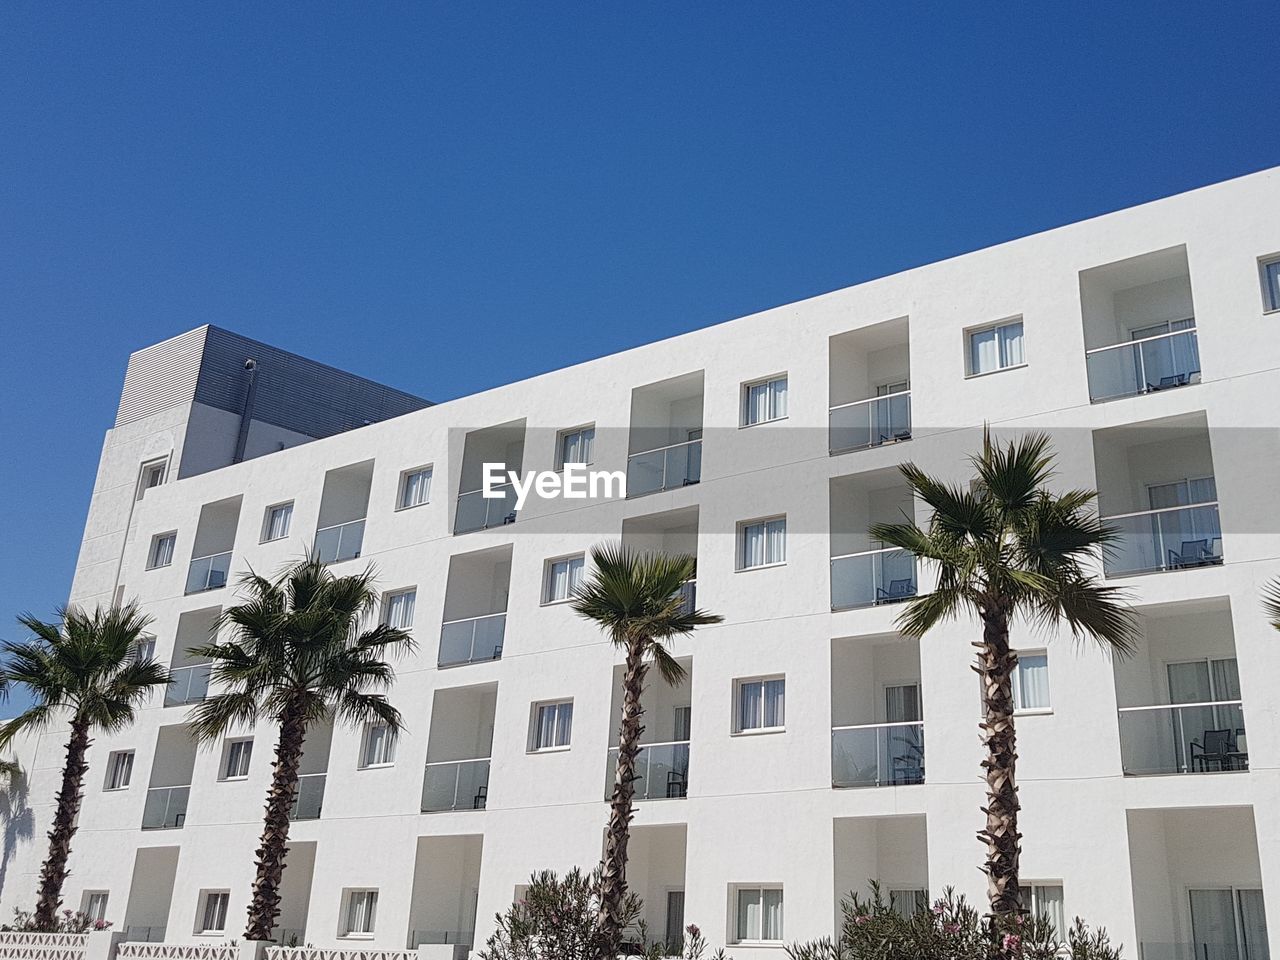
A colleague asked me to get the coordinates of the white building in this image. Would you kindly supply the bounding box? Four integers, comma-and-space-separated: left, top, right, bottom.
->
4, 167, 1280, 960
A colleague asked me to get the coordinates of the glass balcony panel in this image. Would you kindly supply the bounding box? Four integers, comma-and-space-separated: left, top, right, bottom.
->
185, 551, 232, 594
1118, 701, 1246, 775
421, 758, 490, 812
1085, 329, 1200, 402
313, 519, 364, 563
626, 440, 701, 498
438, 613, 506, 667
604, 741, 690, 801
290, 773, 326, 820
1103, 504, 1223, 577
831, 722, 925, 787
411, 931, 475, 948
830, 548, 917, 610
123, 927, 166, 943
141, 785, 190, 829
164, 663, 211, 707
455, 485, 518, 534
829, 392, 912, 453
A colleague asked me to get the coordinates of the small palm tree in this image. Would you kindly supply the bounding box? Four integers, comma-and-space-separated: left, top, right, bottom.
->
871, 431, 1136, 921
187, 558, 413, 942
0, 602, 169, 931
571, 543, 723, 956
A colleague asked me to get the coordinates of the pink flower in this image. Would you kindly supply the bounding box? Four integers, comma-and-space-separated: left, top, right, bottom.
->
1002, 932, 1022, 954
943, 923, 961, 935
853, 914, 870, 925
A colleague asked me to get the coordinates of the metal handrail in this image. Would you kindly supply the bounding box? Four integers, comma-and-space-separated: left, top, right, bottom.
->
1102, 500, 1219, 523
189, 549, 232, 563
1084, 323, 1196, 355
607, 738, 690, 752
828, 388, 912, 412
628, 437, 702, 458
830, 545, 912, 562
831, 719, 923, 732
422, 757, 490, 812
456, 480, 515, 499
1118, 698, 1242, 714
315, 518, 364, 535
441, 611, 506, 626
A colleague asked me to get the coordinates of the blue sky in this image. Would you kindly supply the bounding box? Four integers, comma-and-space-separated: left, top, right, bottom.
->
0, 3, 1277, 711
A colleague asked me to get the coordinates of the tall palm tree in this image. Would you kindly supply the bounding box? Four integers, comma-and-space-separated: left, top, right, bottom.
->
871, 431, 1136, 921
571, 543, 722, 956
186, 558, 413, 942
0, 602, 169, 931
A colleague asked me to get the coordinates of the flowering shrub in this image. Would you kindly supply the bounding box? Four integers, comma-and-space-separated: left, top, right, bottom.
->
1, 907, 113, 933
785, 885, 1122, 960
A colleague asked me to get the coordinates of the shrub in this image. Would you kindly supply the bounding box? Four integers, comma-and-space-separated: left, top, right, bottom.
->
1, 907, 113, 933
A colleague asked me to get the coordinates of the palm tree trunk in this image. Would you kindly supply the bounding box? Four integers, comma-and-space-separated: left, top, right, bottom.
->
977, 604, 1023, 924
33, 718, 91, 931
596, 638, 648, 957
244, 706, 307, 941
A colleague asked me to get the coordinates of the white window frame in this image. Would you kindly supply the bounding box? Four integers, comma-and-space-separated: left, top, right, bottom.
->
966, 317, 1026, 377
341, 889, 378, 938
147, 532, 177, 570
731, 885, 784, 944
132, 637, 156, 663
556, 425, 596, 469
383, 589, 417, 631
1012, 650, 1051, 714
104, 750, 134, 791
197, 890, 230, 935
398, 466, 433, 510
261, 501, 294, 542
1020, 882, 1066, 935
359, 721, 396, 768
136, 458, 168, 500
529, 699, 574, 752
741, 374, 789, 427
82, 891, 109, 922
1260, 255, 1280, 313
733, 676, 786, 734
542, 554, 585, 605
737, 516, 787, 570
219, 738, 253, 781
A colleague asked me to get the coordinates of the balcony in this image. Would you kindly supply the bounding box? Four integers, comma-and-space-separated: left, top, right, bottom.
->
141, 785, 190, 830
438, 613, 505, 667
290, 772, 326, 820
1102, 503, 1223, 577
454, 484, 518, 534
626, 439, 702, 498
829, 391, 912, 454
421, 758, 490, 812
185, 551, 231, 595
1084, 326, 1200, 402
1119, 700, 1247, 776
605, 741, 690, 800
831, 721, 925, 787
831, 547, 917, 610
164, 663, 210, 707
313, 518, 365, 564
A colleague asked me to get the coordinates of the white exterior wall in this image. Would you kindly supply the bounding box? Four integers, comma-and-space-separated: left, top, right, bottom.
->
3, 167, 1280, 956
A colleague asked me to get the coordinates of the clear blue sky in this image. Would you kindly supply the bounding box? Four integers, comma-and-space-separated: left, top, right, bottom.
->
0, 3, 1276, 710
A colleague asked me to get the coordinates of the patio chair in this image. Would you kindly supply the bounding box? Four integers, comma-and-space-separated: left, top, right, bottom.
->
1147, 373, 1189, 392
666, 769, 688, 798
1190, 729, 1238, 772
1167, 539, 1213, 569
473, 784, 488, 809
876, 579, 916, 604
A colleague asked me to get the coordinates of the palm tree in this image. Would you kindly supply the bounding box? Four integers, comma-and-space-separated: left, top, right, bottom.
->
870, 431, 1136, 921
0, 602, 169, 931
186, 558, 413, 942
570, 543, 723, 956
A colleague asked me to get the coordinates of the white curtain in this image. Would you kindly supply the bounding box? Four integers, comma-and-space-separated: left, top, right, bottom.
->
674, 706, 692, 741
971, 327, 999, 374
537, 703, 572, 748
738, 889, 783, 941
1016, 655, 1050, 710
770, 378, 787, 419
739, 681, 763, 730
765, 519, 786, 564
267, 503, 293, 539
1237, 888, 1270, 960
1000, 321, 1025, 367
402, 469, 431, 507
364, 723, 393, 765
562, 428, 594, 465
737, 890, 760, 940
386, 591, 415, 629
547, 557, 584, 601
347, 891, 377, 934
885, 684, 921, 723
747, 382, 770, 424
763, 679, 785, 727
761, 889, 783, 940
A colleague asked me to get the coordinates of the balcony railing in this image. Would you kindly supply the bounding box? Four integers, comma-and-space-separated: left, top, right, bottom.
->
626, 439, 702, 498
438, 612, 506, 667
1138, 941, 1255, 960
313, 518, 365, 564
832, 721, 925, 787
831, 547, 918, 610
185, 551, 231, 594
1102, 502, 1223, 577
1118, 700, 1247, 776
141, 785, 190, 830
290, 772, 326, 820
1084, 327, 1200, 402
269, 928, 306, 948
455, 483, 519, 534
605, 740, 690, 800
164, 663, 211, 707
829, 391, 912, 454
122, 927, 166, 943
411, 930, 475, 949
421, 758, 491, 812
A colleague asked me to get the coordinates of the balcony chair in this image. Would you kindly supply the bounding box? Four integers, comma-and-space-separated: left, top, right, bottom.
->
473, 785, 488, 810
876, 579, 916, 605
502, 512, 516, 524
1190, 729, 1239, 772
666, 769, 688, 799
1167, 539, 1216, 569
1146, 372, 1191, 393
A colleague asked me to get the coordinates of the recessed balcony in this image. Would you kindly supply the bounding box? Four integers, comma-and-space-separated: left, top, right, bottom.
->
626, 371, 704, 498
831, 634, 924, 788
830, 469, 919, 610
604, 657, 691, 801
829, 316, 911, 455
454, 420, 525, 534
422, 683, 496, 813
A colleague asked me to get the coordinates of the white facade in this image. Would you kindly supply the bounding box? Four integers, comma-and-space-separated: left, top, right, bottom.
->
4, 167, 1280, 960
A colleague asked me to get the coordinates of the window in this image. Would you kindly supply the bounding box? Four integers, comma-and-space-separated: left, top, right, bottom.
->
1262, 256, 1280, 312
543, 555, 585, 604
531, 700, 574, 751
1189, 887, 1267, 960
742, 375, 788, 426
198, 891, 229, 934
739, 517, 786, 569
83, 891, 109, 922
558, 426, 595, 467
735, 677, 785, 732
131, 637, 156, 664
384, 590, 417, 630
147, 532, 176, 569
889, 889, 929, 915
399, 467, 433, 509
967, 319, 1025, 376
105, 751, 134, 790
221, 739, 252, 780
262, 502, 294, 542
1020, 884, 1065, 937
342, 889, 378, 936
360, 721, 395, 767
1012, 652, 1050, 712
734, 886, 783, 943
136, 460, 167, 500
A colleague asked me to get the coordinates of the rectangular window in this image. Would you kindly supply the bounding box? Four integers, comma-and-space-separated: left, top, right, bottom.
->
736, 678, 785, 732
343, 890, 378, 936
739, 517, 786, 569
1262, 257, 1280, 312
742, 375, 788, 426
221, 739, 252, 780
558, 426, 596, 467
531, 700, 574, 751
262, 502, 294, 542
399, 467, 433, 509
83, 891, 109, 922
105, 751, 134, 790
1012, 652, 1050, 712
361, 722, 395, 767
199, 891, 229, 934
734, 886, 783, 943
384, 590, 417, 630
1020, 884, 1065, 937
136, 460, 167, 500
131, 637, 156, 663
543, 555, 585, 603
147, 533, 176, 569
968, 319, 1025, 375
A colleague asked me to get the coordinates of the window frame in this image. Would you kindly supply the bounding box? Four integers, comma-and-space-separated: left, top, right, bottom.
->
219, 738, 253, 781
733, 675, 786, 734
737, 515, 787, 570
82, 891, 109, 922
740, 374, 789, 427
542, 554, 586, 605
197, 890, 230, 935
1260, 255, 1280, 314
556, 424, 596, 469
529, 699, 575, 752
104, 750, 134, 791
397, 466, 434, 511
383, 589, 417, 631
340, 888, 379, 938
965, 317, 1027, 378
135, 458, 168, 501
1011, 650, 1052, 714
359, 721, 396, 769
147, 532, 177, 570
261, 501, 295, 543
731, 884, 784, 944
